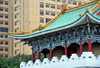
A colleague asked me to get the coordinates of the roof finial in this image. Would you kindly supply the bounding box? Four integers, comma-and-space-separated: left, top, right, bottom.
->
61, 2, 68, 14
79, 14, 83, 17
86, 8, 89, 11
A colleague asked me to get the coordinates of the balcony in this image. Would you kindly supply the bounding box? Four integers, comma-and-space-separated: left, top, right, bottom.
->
0, 17, 8, 21
0, 11, 8, 15
0, 4, 8, 8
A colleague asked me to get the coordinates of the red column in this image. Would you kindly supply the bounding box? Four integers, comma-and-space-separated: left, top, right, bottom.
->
88, 40, 92, 52
80, 42, 83, 55
64, 45, 67, 56
50, 47, 53, 61
32, 51, 35, 62
37, 50, 41, 59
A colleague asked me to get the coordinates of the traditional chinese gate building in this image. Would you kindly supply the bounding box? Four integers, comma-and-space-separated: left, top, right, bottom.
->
8, 0, 100, 68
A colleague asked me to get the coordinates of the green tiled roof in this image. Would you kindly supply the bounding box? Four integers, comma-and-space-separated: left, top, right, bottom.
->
9, 3, 100, 37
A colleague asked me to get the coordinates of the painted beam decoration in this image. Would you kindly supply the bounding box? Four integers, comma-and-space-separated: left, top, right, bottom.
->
8, 0, 100, 52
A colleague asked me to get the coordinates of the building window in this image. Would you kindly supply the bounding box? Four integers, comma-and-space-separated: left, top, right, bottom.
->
0, 35, 3, 38
40, 17, 44, 23
15, 6, 19, 11
5, 49, 8, 51
0, 2, 3, 4
15, 14, 19, 19
15, 51, 17, 54
51, 0, 55, 1
5, 15, 8, 18
73, 2, 77, 5
5, 55, 8, 57
57, 0, 60, 2
57, 5, 60, 9
15, 8, 17, 11
46, 3, 50, 8
5, 22, 8, 25
15, 21, 19, 26
0, 42, 3, 44
5, 42, 8, 45
5, 8, 8, 12
51, 12, 55, 16
15, 0, 17, 4
46, 11, 50, 15
15, 1, 16, 4
15, 22, 17, 26
15, 28, 19, 32
40, 2, 44, 8
5, 35, 8, 38
46, 18, 51, 23
15, 44, 17, 47
15, 15, 17, 18
0, 8, 3, 11
5, 1, 8, 5
40, 10, 44, 15
15, 29, 17, 32
62, 0, 66, 3
0, 22, 3, 24
0, 15, 3, 18
68, 1, 71, 4
51, 4, 55, 9
0, 49, 3, 51
0, 27, 8, 32
78, 2, 82, 5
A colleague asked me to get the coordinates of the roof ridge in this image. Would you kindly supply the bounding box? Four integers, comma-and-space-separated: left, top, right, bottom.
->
64, 0, 99, 13
90, 0, 100, 13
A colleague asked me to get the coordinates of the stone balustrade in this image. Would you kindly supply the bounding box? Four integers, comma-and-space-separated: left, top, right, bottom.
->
20, 52, 100, 68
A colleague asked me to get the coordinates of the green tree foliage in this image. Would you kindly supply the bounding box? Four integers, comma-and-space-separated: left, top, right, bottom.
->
0, 53, 49, 68
0, 57, 8, 68
0, 54, 31, 68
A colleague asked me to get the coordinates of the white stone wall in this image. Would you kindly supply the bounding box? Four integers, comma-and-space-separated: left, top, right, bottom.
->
20, 52, 100, 68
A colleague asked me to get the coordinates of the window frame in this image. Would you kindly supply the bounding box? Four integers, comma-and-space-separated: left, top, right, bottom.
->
40, 2, 44, 8
40, 10, 44, 15
46, 11, 50, 15
40, 17, 44, 23
57, 0, 60, 2
51, 4, 55, 9
46, 18, 51, 23
51, 12, 55, 16
5, 1, 8, 5
0, 27, 8, 32
46, 3, 50, 8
